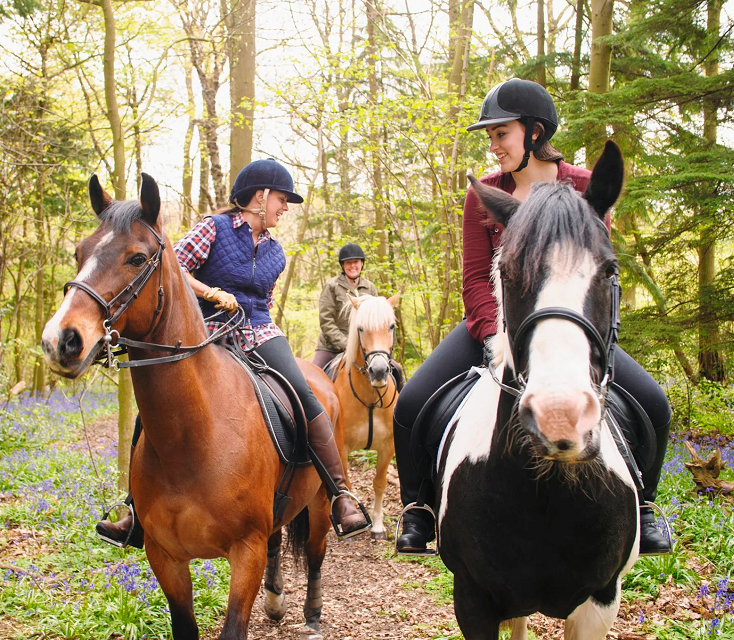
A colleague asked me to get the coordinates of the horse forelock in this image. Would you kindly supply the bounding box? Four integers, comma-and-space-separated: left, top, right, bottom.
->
344, 295, 396, 369
500, 182, 614, 295
97, 200, 144, 234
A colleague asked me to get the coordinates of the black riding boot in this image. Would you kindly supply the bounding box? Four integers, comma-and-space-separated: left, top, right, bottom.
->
639, 419, 672, 555
96, 415, 145, 549
308, 412, 370, 539
394, 418, 435, 553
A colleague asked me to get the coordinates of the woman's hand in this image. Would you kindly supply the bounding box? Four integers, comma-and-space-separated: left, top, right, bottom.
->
203, 287, 238, 312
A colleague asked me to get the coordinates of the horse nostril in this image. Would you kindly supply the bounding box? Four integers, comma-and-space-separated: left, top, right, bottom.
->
59, 328, 83, 359
555, 439, 574, 452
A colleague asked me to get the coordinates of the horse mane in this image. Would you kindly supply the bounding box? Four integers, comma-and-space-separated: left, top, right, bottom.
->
500, 181, 615, 295
344, 295, 396, 370
97, 200, 145, 234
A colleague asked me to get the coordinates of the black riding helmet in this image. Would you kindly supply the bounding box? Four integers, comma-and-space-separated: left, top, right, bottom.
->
229, 158, 304, 206
467, 78, 558, 172
339, 243, 366, 264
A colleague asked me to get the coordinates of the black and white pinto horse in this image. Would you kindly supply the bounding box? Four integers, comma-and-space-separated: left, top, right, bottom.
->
436, 141, 638, 640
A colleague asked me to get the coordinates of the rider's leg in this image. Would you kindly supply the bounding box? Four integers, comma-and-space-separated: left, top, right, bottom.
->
614, 348, 672, 555
256, 337, 369, 537
394, 320, 483, 552
96, 414, 145, 548
312, 350, 337, 369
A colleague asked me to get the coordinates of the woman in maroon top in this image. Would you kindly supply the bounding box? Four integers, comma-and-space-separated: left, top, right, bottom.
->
394, 79, 671, 556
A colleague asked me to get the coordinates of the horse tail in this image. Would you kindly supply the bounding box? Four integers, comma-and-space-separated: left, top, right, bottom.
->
286, 506, 310, 560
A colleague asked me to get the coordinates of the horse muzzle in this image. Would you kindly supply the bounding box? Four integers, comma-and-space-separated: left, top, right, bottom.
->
42, 322, 102, 379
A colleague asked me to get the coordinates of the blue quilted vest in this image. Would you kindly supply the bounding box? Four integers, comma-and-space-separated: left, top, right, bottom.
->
195, 214, 286, 325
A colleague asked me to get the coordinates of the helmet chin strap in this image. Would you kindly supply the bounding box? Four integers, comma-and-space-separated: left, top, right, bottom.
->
236, 188, 270, 232
513, 117, 544, 173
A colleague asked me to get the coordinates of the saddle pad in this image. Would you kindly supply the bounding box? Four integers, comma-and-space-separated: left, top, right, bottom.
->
411, 368, 482, 479
225, 348, 310, 467
322, 353, 344, 382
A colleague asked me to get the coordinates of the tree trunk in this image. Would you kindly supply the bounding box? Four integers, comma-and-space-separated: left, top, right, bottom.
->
32, 171, 46, 395
198, 123, 212, 215
586, 0, 614, 168
101, 0, 134, 491
182, 63, 196, 229
228, 0, 256, 181
570, 0, 585, 90
537, 0, 546, 86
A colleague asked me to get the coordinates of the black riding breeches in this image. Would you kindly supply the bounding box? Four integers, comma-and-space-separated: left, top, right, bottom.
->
256, 336, 325, 421
393, 320, 672, 513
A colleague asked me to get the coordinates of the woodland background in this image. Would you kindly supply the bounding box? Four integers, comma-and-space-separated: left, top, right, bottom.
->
0, 0, 733, 485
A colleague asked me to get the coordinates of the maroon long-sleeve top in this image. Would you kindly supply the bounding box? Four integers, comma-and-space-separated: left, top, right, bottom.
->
462, 161, 610, 343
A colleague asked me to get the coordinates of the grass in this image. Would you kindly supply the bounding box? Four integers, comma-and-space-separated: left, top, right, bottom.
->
0, 387, 233, 640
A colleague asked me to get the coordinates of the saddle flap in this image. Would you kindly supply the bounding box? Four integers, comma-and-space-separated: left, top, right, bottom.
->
411, 368, 481, 478
607, 382, 656, 473
322, 353, 344, 382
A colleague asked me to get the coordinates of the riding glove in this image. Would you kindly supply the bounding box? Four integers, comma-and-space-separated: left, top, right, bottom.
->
482, 335, 495, 368
203, 287, 238, 312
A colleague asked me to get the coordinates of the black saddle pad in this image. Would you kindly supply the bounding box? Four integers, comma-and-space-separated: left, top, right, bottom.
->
225, 347, 310, 467
411, 368, 481, 479
410, 369, 657, 482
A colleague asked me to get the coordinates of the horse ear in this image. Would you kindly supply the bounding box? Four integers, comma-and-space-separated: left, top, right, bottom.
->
89, 175, 113, 217
583, 140, 624, 218
349, 295, 361, 309
387, 293, 399, 308
139, 173, 161, 225
468, 175, 520, 226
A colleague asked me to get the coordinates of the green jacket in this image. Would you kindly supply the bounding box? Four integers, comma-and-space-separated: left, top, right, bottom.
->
316, 273, 378, 353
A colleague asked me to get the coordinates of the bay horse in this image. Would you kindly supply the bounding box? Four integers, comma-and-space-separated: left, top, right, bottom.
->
41, 174, 337, 640
436, 141, 639, 639
331, 294, 398, 540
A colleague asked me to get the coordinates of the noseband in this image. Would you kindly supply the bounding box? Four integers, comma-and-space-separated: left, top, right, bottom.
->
63, 218, 244, 370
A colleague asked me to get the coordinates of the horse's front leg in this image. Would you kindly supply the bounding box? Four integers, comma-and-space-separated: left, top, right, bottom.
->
219, 532, 269, 640
145, 539, 198, 640
564, 578, 622, 640
370, 430, 394, 540
301, 489, 332, 639
263, 528, 287, 621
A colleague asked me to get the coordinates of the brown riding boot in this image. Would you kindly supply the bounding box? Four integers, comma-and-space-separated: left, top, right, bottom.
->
308, 411, 371, 539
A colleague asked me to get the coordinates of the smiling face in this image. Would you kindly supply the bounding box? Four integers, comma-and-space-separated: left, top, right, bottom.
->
342, 258, 363, 281
486, 120, 536, 173
262, 189, 289, 228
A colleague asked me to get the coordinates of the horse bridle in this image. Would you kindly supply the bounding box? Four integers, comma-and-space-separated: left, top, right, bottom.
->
64, 218, 245, 370
488, 268, 621, 406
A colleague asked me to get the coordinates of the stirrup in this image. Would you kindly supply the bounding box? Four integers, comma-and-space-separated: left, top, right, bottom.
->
330, 491, 372, 540
97, 501, 138, 549
639, 501, 674, 556
394, 503, 438, 557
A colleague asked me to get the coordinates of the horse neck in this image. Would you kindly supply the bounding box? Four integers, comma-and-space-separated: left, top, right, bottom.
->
126, 244, 222, 446
344, 312, 361, 371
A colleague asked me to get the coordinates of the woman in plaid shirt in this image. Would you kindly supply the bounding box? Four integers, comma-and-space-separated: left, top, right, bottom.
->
97, 159, 371, 546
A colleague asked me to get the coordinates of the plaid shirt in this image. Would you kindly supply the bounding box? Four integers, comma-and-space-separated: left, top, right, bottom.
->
174, 213, 284, 351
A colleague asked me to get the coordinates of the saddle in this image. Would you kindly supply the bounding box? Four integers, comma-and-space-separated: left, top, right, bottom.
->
322, 353, 345, 382
410, 368, 657, 486
225, 346, 310, 467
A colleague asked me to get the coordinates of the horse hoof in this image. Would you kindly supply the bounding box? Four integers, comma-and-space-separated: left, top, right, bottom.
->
298, 622, 323, 639
264, 591, 287, 621
371, 530, 387, 541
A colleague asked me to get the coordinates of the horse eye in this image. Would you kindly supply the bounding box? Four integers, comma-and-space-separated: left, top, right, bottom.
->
73, 250, 79, 263
389, 324, 395, 331
604, 263, 618, 278
358, 327, 364, 333
129, 253, 147, 267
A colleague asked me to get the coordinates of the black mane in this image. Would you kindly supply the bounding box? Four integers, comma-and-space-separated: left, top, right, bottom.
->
500, 181, 615, 293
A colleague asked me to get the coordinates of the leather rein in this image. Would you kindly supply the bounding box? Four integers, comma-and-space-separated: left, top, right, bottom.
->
64, 219, 246, 371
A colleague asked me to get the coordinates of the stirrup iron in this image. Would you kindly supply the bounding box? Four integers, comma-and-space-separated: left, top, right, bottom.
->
97, 501, 138, 549
394, 503, 438, 557
640, 501, 674, 556
330, 491, 372, 540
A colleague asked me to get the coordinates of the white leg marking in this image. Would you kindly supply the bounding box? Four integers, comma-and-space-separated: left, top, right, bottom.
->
438, 366, 503, 527
509, 617, 529, 640
564, 582, 620, 640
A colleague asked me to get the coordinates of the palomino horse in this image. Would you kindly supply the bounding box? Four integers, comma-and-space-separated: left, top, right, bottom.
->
436, 141, 638, 639
42, 174, 337, 640
330, 294, 398, 540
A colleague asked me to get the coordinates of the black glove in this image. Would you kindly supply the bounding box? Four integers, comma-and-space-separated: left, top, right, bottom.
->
482, 335, 494, 368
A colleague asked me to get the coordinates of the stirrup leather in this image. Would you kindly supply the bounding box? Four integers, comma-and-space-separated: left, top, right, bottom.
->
639, 501, 674, 556
330, 491, 372, 540
97, 501, 138, 548
394, 503, 438, 557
